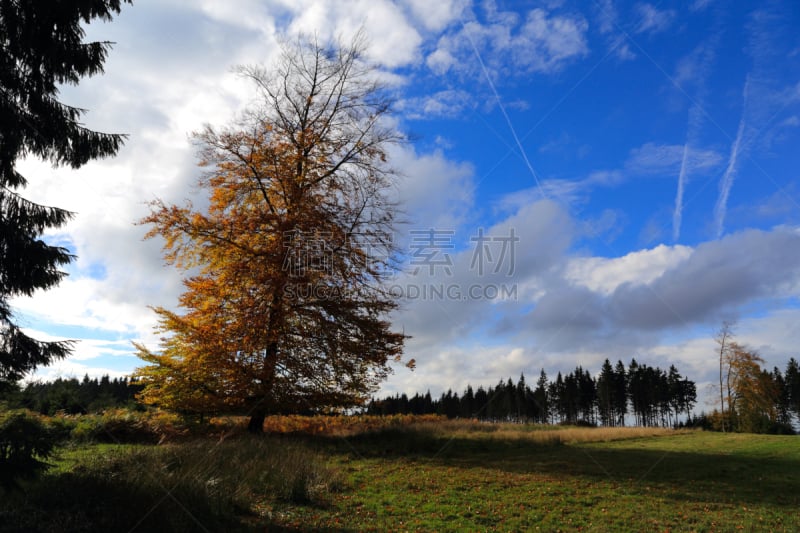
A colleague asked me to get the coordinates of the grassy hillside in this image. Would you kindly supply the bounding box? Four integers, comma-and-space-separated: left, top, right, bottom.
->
1, 417, 797, 531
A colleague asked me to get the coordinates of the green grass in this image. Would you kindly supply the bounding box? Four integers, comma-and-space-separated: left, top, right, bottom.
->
1, 424, 798, 532
285, 427, 800, 532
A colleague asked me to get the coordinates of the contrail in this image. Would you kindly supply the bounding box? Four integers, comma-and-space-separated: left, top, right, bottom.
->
672, 34, 719, 242
461, 21, 546, 199
672, 142, 690, 242
714, 77, 750, 239
673, 104, 704, 242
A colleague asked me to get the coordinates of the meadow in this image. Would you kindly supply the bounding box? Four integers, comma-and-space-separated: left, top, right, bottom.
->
1, 415, 798, 532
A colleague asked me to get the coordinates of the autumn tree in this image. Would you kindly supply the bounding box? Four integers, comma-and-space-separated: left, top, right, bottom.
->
134, 35, 409, 432
0, 1, 129, 389
725, 345, 779, 433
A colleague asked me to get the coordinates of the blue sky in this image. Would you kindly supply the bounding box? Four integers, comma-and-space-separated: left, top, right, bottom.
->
11, 0, 800, 408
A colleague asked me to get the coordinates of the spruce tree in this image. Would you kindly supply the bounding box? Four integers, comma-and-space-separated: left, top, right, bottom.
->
0, 1, 130, 387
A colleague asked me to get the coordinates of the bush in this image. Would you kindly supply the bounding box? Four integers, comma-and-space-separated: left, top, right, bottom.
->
0, 409, 56, 489
68, 408, 187, 444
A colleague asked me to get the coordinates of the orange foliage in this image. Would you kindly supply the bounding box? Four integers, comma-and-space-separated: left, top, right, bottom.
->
259, 414, 443, 436
133, 36, 409, 430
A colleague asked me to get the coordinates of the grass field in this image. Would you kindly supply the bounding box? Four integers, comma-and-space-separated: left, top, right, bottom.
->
1, 418, 798, 532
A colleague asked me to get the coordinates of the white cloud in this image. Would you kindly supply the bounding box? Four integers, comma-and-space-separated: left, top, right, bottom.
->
634, 3, 676, 35
627, 142, 723, 176
29, 360, 131, 383
398, 90, 475, 119
496, 170, 625, 210
187, 0, 280, 35
279, 0, 423, 68
499, 226, 800, 362
608, 228, 800, 329
11, 275, 169, 342
594, 0, 635, 61
404, 0, 466, 32
566, 244, 693, 295
427, 6, 588, 78
392, 147, 476, 232
391, 198, 573, 351
19, 330, 140, 382
780, 115, 799, 128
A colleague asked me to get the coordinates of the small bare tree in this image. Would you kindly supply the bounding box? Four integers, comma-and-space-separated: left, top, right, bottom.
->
715, 321, 735, 432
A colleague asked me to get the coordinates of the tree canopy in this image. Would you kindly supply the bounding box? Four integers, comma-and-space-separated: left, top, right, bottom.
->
0, 0, 129, 388
134, 36, 410, 432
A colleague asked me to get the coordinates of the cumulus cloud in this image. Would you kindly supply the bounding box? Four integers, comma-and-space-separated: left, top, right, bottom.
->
392, 147, 476, 232
427, 6, 588, 78
565, 244, 693, 295
404, 0, 466, 32
281, 0, 423, 68
491, 227, 800, 364
609, 228, 800, 328
392, 198, 573, 345
383, 198, 576, 394
527, 228, 800, 342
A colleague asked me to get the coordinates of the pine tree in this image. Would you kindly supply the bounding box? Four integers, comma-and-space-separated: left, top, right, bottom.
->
597, 359, 614, 426
612, 360, 627, 426
533, 369, 549, 424
0, 1, 129, 388
786, 358, 800, 423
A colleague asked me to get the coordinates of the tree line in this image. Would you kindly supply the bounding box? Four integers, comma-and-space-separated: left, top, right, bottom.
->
368, 359, 698, 428
368, 357, 800, 432
0, 375, 143, 415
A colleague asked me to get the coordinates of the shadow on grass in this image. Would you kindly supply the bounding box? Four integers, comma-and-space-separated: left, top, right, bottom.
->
0, 436, 353, 533
0, 472, 245, 532
0, 471, 357, 533
317, 427, 800, 510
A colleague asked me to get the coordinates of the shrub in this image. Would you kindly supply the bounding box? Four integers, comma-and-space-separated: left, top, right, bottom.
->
68, 408, 187, 443
0, 409, 56, 489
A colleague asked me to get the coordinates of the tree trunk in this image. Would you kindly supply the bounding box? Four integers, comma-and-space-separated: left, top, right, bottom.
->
248, 410, 266, 434
719, 336, 727, 433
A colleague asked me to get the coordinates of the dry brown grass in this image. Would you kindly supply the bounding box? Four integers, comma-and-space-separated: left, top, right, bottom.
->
204, 414, 690, 445
400, 418, 690, 445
